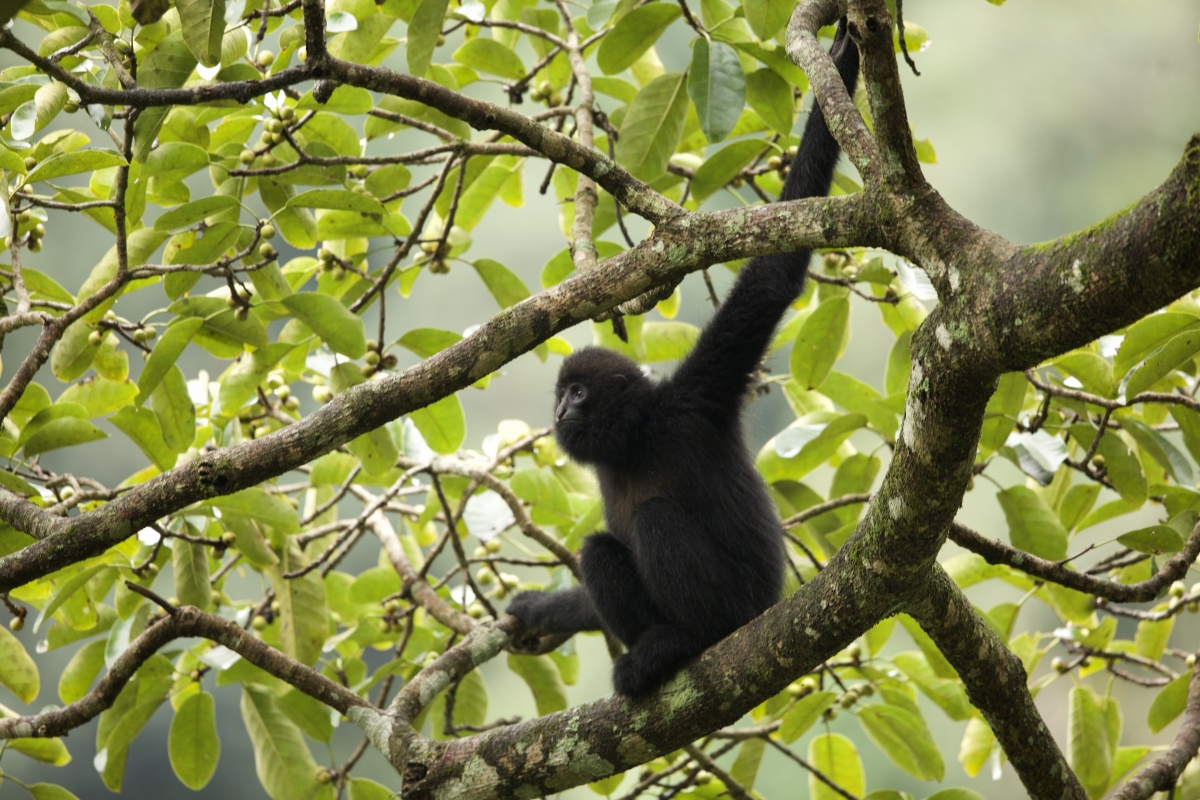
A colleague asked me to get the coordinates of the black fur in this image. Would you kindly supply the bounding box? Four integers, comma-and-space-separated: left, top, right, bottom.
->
508, 24, 861, 697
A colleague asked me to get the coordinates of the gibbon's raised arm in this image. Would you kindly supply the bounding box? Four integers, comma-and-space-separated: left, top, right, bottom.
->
670, 23, 861, 415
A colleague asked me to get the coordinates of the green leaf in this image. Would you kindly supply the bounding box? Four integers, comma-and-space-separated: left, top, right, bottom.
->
1054, 351, 1117, 399
167, 221, 242, 268
642, 321, 701, 362
169, 691, 220, 790
977, 372, 1026, 459
745, 67, 793, 135
59, 639, 106, 705
212, 488, 300, 534
808, 733, 865, 800
452, 157, 524, 230
261, 180, 318, 249
1059, 483, 1101, 532
453, 38, 525, 80
759, 413, 867, 482
24, 417, 107, 456
471, 259, 531, 308
511, 468, 573, 527
688, 38, 745, 143
879, 330, 911, 398
349, 778, 396, 800
133, 33, 199, 161
173, 536, 212, 610
997, 486, 1068, 560
1114, 312, 1200, 377
1126, 328, 1200, 397
288, 188, 386, 214
1068, 685, 1112, 797
96, 655, 173, 790
399, 328, 461, 358
820, 371, 898, 439
0, 623, 39, 702
280, 688, 335, 742
28, 784, 82, 800
151, 365, 196, 454
596, 4, 680, 75
145, 141, 210, 185
408, 0, 449, 77
1111, 748, 1151, 791
742, 0, 792, 40
729, 737, 766, 790
269, 545, 331, 667
168, 296, 269, 353
218, 342, 297, 414
177, 0, 225, 66
409, 394, 466, 454
1147, 673, 1190, 733
614, 72, 689, 181
1118, 525, 1184, 555
1124, 418, 1194, 485
958, 717, 995, 778
507, 654, 568, 715
241, 686, 323, 800
892, 651, 970, 721
779, 690, 836, 742
11, 81, 66, 141
109, 405, 175, 470
927, 791, 988, 800
857, 704, 944, 780
25, 150, 126, 185
1134, 612, 1174, 661
280, 293, 367, 358
791, 297, 849, 389
690, 139, 766, 202
1071, 425, 1148, 505
57, 377, 139, 418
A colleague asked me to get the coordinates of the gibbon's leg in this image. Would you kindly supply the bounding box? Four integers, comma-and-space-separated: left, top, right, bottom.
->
578, 532, 666, 647
609, 498, 739, 695
612, 624, 704, 696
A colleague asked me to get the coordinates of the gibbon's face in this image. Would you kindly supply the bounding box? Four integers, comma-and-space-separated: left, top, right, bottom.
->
552, 347, 645, 462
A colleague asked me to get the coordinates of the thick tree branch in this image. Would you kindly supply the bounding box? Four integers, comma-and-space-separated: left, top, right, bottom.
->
966, 134, 1200, 372
396, 557, 891, 800
846, 0, 923, 186
787, 0, 881, 184
909, 566, 1086, 799
949, 521, 1200, 603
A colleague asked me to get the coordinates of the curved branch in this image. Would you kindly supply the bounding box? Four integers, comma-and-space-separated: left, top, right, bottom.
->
1112, 652, 1200, 799
786, 0, 881, 185
316, 57, 682, 227
353, 489, 477, 635
949, 521, 1200, 603
846, 0, 923, 186
0, 603, 370, 740
908, 566, 1086, 799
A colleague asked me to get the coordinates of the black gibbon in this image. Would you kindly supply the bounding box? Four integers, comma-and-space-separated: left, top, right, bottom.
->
508, 22, 862, 697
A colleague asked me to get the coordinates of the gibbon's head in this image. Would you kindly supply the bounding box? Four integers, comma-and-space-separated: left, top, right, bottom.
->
552, 347, 647, 464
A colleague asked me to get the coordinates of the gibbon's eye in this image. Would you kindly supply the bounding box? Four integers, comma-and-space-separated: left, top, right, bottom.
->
570, 384, 586, 401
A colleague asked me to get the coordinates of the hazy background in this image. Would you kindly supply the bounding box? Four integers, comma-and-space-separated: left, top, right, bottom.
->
7, 1, 1200, 798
